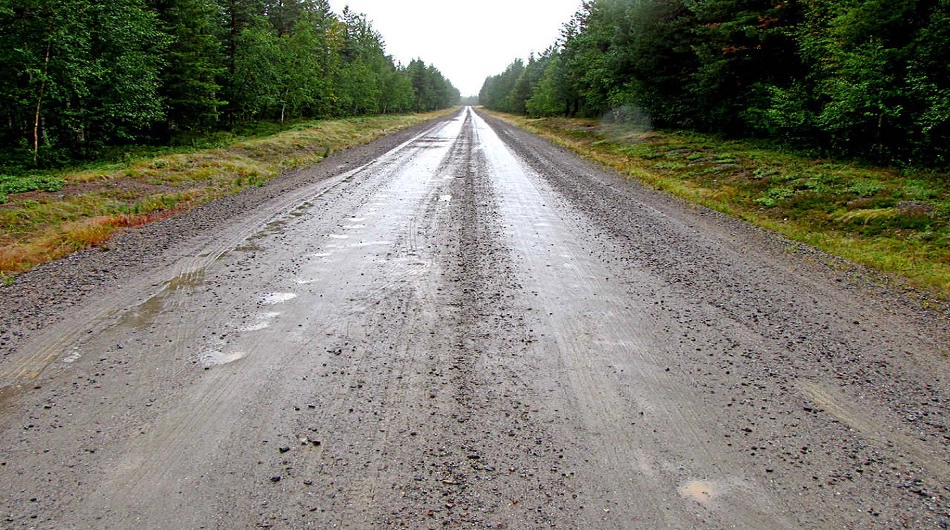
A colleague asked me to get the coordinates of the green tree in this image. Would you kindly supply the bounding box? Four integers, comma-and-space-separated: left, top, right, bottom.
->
797, 0, 944, 160
0, 0, 167, 164
230, 19, 282, 120
151, 0, 227, 133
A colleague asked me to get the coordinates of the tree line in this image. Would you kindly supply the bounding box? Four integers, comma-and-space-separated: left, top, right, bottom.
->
480, 0, 950, 167
1, 0, 460, 168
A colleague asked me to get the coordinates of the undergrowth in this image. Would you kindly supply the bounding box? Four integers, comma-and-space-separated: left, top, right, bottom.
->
486, 110, 950, 298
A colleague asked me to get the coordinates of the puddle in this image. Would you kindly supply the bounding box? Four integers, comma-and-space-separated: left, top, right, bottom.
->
240, 312, 281, 332
199, 350, 246, 367
253, 219, 288, 238
233, 243, 264, 252
261, 292, 297, 305
439, 194, 452, 202
61, 349, 81, 364
328, 234, 350, 240
352, 241, 392, 248
117, 270, 205, 330
118, 293, 166, 329
349, 217, 367, 222
342, 224, 366, 229
679, 480, 720, 506
168, 270, 205, 291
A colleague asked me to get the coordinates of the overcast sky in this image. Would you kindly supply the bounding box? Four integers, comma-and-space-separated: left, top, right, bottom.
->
327, 0, 582, 97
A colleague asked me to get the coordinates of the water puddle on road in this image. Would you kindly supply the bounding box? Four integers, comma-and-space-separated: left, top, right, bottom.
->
117, 294, 166, 330
61, 349, 81, 364
116, 270, 206, 330
240, 312, 281, 332
261, 292, 297, 305
233, 243, 264, 252
199, 350, 246, 367
262, 219, 287, 233
168, 270, 205, 292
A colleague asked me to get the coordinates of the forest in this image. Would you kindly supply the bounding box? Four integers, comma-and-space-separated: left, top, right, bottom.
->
0, 0, 460, 169
479, 0, 950, 168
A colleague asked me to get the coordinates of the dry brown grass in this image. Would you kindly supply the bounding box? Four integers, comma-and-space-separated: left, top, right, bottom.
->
0, 110, 455, 276
484, 109, 950, 298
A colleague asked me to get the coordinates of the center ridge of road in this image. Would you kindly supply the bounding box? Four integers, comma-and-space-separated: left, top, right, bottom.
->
0, 108, 947, 528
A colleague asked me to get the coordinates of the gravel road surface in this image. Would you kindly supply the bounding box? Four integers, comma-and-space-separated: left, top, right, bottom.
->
0, 108, 948, 528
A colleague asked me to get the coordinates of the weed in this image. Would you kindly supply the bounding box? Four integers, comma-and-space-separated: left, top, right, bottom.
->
756, 187, 797, 207
0, 174, 66, 197
902, 179, 941, 201
484, 109, 950, 297
846, 179, 885, 198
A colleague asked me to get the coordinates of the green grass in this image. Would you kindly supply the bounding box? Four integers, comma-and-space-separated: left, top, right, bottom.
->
0, 109, 457, 276
485, 110, 950, 298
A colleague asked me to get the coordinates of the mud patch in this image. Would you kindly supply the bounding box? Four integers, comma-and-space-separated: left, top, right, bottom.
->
679, 480, 720, 506
0, 383, 26, 413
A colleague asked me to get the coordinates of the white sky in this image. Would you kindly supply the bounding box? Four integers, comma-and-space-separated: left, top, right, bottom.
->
328, 0, 582, 97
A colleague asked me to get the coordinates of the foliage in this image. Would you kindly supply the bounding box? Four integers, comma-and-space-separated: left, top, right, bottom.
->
0, 0, 459, 171
479, 0, 950, 168
0, 173, 65, 203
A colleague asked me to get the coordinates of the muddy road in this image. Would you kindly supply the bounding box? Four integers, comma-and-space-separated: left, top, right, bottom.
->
1, 108, 948, 528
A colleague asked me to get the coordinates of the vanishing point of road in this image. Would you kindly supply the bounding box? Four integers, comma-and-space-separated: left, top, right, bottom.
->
0, 108, 947, 528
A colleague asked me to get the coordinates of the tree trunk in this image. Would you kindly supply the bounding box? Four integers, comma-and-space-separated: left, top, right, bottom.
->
33, 41, 52, 163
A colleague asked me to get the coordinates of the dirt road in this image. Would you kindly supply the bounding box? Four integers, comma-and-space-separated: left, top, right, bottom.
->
1, 108, 948, 528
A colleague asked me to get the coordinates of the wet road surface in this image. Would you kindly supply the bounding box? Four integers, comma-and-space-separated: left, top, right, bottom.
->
0, 108, 948, 528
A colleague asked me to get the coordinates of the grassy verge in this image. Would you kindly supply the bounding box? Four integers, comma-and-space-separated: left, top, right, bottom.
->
483, 109, 950, 298
0, 109, 456, 279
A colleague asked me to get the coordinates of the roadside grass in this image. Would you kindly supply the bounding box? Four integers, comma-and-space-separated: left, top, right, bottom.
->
0, 109, 456, 276
484, 110, 950, 298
